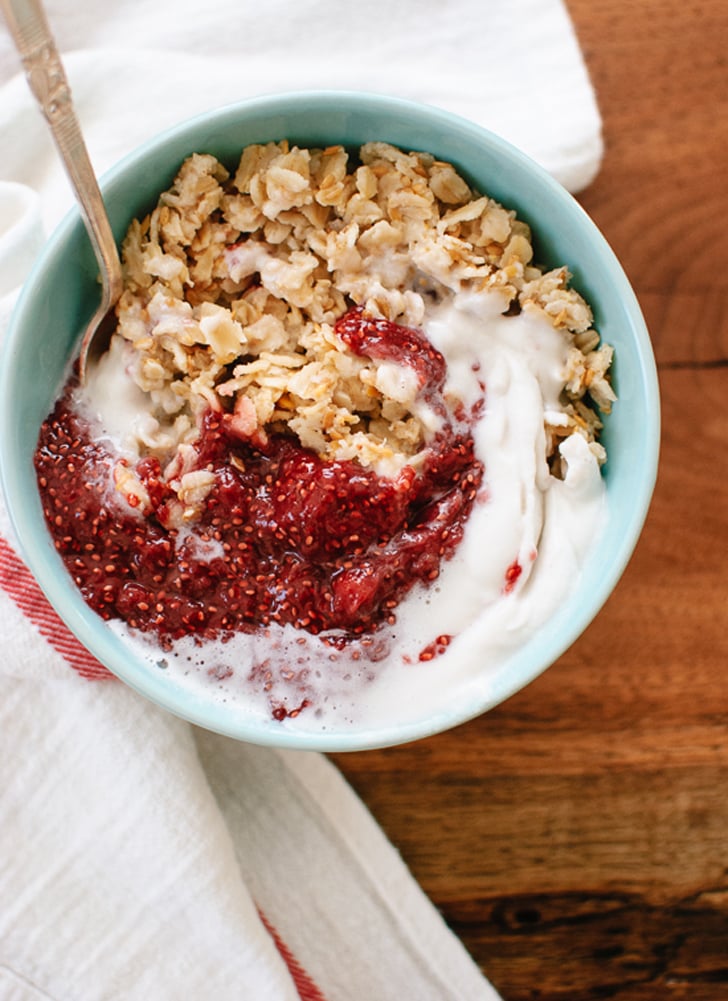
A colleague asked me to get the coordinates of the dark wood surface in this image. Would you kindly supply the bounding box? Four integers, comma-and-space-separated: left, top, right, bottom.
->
331, 2, 728, 997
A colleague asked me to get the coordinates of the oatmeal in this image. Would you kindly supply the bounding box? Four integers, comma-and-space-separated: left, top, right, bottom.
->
106, 141, 612, 487
34, 141, 615, 724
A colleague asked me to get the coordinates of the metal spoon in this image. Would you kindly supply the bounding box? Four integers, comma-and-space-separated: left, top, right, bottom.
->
1, 0, 123, 382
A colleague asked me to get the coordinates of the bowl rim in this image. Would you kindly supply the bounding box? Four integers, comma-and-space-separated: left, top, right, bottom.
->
0, 89, 661, 751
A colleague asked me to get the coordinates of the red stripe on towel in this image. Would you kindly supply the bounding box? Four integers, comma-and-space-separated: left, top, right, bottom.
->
0, 535, 113, 680
258, 908, 329, 1001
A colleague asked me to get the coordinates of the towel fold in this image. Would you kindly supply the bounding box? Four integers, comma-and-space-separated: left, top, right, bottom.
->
0, 1, 601, 996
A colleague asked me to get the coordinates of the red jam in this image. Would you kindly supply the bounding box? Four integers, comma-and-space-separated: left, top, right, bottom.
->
34, 309, 484, 645
504, 560, 523, 594
335, 306, 447, 399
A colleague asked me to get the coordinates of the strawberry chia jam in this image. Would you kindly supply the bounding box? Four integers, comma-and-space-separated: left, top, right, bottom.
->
35, 310, 483, 646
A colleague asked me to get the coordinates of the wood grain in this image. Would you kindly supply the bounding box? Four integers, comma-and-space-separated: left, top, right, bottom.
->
331, 1, 728, 997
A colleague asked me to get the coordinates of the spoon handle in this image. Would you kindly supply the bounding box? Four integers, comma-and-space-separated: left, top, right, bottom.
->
1, 0, 122, 301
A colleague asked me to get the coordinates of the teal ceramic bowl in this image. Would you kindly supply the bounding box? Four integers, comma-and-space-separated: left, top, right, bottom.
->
0, 92, 659, 750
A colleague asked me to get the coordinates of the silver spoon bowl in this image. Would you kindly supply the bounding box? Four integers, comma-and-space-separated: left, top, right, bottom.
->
1, 0, 123, 382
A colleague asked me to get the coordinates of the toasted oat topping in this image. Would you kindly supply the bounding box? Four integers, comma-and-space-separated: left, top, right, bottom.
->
109, 141, 614, 512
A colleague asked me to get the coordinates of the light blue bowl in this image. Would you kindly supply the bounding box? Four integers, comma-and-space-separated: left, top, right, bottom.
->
0, 92, 659, 750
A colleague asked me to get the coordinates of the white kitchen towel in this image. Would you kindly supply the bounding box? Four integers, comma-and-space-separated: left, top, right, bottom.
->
0, 535, 498, 1000
0, 0, 603, 233
0, 1, 602, 998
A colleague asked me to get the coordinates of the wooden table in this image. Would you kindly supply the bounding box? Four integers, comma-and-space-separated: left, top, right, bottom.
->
332, 3, 728, 997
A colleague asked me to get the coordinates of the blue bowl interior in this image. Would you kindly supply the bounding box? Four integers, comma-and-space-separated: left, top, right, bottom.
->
0, 92, 660, 750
